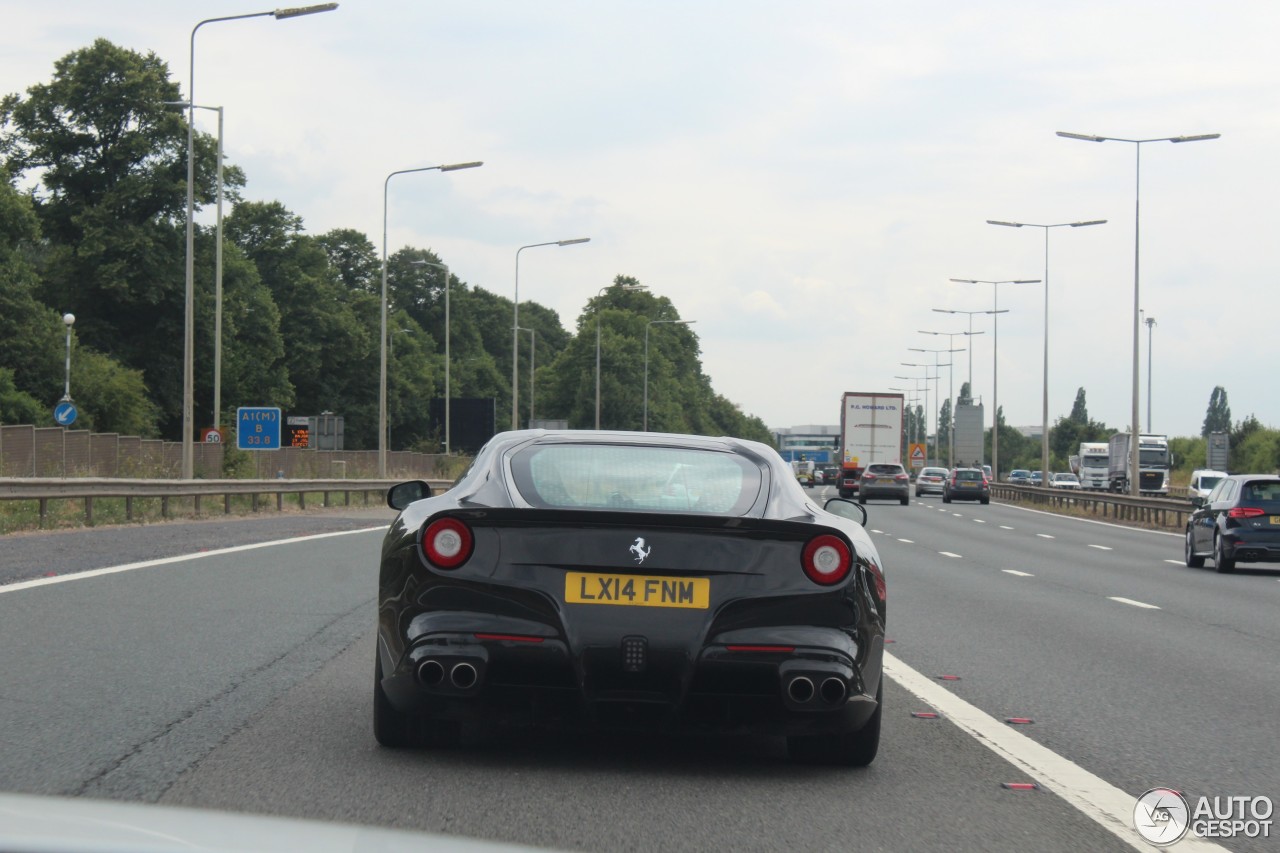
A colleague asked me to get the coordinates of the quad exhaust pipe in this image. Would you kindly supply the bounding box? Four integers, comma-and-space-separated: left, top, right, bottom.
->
786, 676, 815, 704
450, 661, 478, 689
417, 659, 445, 686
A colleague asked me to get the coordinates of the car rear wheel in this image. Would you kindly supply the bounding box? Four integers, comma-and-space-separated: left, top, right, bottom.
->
980, 497, 989, 505
858, 496, 867, 504
788, 681, 881, 767
1184, 528, 1205, 568
1213, 534, 1235, 574
942, 493, 951, 503
900, 496, 909, 505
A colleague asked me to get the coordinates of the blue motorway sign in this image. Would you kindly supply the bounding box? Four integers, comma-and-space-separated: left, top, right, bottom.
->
53, 400, 78, 427
236, 406, 282, 450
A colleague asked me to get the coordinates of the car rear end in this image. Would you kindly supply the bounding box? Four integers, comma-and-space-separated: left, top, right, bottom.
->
858, 464, 909, 503
946, 469, 989, 503
1221, 478, 1280, 565
915, 467, 947, 496
378, 438, 886, 742
837, 467, 862, 498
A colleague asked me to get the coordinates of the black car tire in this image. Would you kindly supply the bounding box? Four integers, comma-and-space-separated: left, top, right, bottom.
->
900, 496, 908, 506
1214, 534, 1236, 574
914, 489, 921, 497
788, 681, 882, 767
980, 497, 989, 505
942, 493, 951, 503
374, 652, 460, 749
858, 495, 867, 505
1185, 528, 1205, 568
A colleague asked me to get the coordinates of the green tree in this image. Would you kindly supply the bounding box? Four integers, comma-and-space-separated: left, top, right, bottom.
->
1, 39, 246, 437
70, 347, 161, 435
937, 397, 952, 463
0, 368, 43, 426
1202, 386, 1231, 437
1069, 387, 1089, 424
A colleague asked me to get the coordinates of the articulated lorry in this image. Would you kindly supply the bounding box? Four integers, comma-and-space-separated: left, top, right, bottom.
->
1069, 441, 1110, 491
837, 392, 905, 498
1107, 433, 1172, 496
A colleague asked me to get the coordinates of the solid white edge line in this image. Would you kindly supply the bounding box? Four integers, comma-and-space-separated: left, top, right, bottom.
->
1108, 597, 1161, 610
884, 653, 1224, 852
0, 526, 389, 595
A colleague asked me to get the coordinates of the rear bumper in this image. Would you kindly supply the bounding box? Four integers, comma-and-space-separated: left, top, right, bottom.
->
379, 622, 883, 737
1221, 533, 1280, 564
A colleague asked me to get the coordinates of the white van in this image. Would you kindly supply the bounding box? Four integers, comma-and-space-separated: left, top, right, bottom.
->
1187, 469, 1228, 501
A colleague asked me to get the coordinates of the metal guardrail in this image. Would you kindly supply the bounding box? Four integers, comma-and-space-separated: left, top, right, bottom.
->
0, 478, 455, 525
990, 483, 1194, 529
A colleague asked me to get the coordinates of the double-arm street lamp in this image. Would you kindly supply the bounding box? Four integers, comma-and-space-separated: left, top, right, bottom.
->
947, 278, 1039, 480
181, 3, 338, 479
889, 386, 922, 446
898, 367, 941, 464
919, 332, 981, 466
1057, 130, 1219, 495
512, 238, 590, 430
410, 260, 452, 453
644, 319, 696, 432
379, 161, 482, 477
986, 219, 1105, 485
595, 282, 647, 429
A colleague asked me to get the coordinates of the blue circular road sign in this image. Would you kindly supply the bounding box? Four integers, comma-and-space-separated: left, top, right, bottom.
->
54, 400, 78, 426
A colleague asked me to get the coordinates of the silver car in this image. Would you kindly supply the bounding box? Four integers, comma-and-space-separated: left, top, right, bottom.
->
915, 466, 949, 497
859, 463, 910, 505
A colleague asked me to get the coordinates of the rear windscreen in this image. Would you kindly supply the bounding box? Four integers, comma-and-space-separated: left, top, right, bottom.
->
1242, 481, 1280, 504
510, 444, 762, 514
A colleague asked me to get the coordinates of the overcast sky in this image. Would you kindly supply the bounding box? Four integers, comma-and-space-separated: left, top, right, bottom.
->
4, 2, 1275, 439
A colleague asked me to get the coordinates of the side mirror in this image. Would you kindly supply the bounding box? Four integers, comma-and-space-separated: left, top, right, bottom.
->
1189, 495, 1206, 508
824, 497, 868, 526
387, 480, 433, 510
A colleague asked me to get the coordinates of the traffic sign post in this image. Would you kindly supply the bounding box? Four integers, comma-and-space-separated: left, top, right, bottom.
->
202, 428, 224, 444
236, 407, 281, 450
909, 443, 926, 469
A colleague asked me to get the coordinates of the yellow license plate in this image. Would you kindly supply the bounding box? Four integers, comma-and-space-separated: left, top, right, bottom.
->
1271, 516, 1280, 525
565, 572, 710, 609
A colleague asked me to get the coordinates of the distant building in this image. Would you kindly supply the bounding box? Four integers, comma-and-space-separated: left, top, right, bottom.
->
1015, 424, 1045, 441
772, 425, 841, 464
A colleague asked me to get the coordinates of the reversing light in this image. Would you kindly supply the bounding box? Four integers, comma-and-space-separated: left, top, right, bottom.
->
1228, 506, 1265, 519
422, 517, 474, 569
802, 534, 852, 585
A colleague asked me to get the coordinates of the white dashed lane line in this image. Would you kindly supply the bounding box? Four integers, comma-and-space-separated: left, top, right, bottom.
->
1087, 544, 1112, 551
1109, 596, 1161, 610
1000, 525, 1015, 530
897, 539, 914, 544
973, 519, 986, 524
938, 551, 963, 559
1036, 533, 1055, 539
1002, 569, 1035, 577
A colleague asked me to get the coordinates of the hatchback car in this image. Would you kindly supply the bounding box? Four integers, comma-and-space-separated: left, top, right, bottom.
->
858, 463, 909, 505
1049, 472, 1081, 490
915, 466, 949, 497
943, 468, 990, 504
1028, 471, 1043, 487
1008, 469, 1031, 485
376, 429, 887, 765
1185, 474, 1280, 573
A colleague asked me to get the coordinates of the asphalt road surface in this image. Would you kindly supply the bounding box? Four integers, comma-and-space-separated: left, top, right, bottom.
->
1, 495, 1274, 851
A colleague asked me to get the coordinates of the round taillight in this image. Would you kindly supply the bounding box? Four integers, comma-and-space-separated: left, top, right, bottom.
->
802, 534, 852, 586
422, 517, 473, 569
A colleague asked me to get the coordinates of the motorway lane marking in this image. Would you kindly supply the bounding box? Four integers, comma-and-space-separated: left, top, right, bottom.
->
1164, 560, 1183, 565
884, 653, 1225, 852
952, 513, 963, 517
1000, 525, 1015, 530
997, 500, 1182, 537
897, 539, 914, 544
1036, 534, 1055, 539
1087, 545, 1113, 551
0, 527, 388, 595
973, 519, 986, 524
939, 551, 963, 559
1108, 597, 1161, 610
1002, 570, 1034, 577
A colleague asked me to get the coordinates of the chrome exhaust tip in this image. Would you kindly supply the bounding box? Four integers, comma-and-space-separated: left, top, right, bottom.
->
820, 676, 848, 705
786, 675, 815, 704
450, 661, 478, 689
417, 659, 445, 687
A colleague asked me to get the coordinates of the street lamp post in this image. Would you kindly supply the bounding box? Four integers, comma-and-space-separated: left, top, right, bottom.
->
918, 333, 979, 466
987, 219, 1106, 485
411, 260, 452, 453
516, 326, 536, 424
595, 282, 647, 429
512, 238, 590, 430
379, 161, 481, 477
1142, 311, 1156, 432
947, 278, 1039, 480
889, 388, 921, 446
898, 367, 939, 464
1057, 130, 1219, 495
907, 348, 961, 466
182, 2, 338, 480
644, 319, 696, 431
